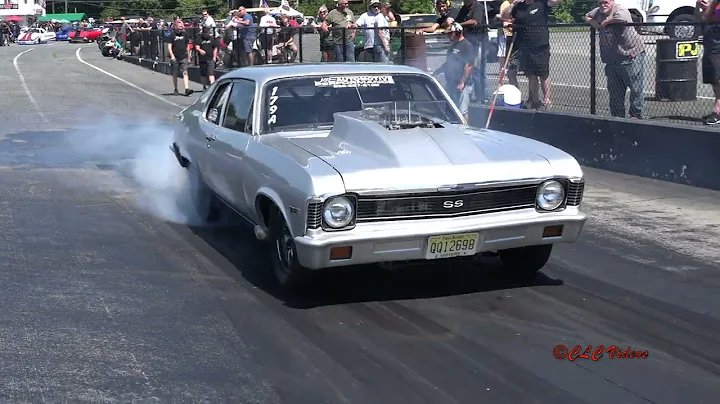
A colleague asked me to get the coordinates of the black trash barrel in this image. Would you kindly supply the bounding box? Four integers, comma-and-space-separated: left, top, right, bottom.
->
655, 38, 699, 101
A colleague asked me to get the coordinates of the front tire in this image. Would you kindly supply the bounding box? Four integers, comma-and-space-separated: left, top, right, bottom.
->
269, 208, 312, 291
498, 244, 553, 278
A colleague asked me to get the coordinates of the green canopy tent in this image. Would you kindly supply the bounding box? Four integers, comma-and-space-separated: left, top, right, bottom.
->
38, 13, 86, 22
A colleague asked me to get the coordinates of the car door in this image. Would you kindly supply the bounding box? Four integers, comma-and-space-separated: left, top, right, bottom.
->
204, 79, 256, 215
193, 81, 232, 194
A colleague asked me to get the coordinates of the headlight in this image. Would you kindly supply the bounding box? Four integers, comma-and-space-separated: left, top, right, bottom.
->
322, 196, 354, 228
536, 180, 565, 211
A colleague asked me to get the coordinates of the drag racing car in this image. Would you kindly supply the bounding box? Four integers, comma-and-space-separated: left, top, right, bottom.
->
68, 27, 104, 43
17, 28, 57, 45
170, 63, 588, 291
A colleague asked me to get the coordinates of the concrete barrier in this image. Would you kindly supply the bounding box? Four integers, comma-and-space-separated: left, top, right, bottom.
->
470, 106, 720, 191
120, 55, 720, 191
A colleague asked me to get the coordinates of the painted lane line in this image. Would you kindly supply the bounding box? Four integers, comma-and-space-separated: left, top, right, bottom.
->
13, 48, 49, 123
75, 47, 183, 109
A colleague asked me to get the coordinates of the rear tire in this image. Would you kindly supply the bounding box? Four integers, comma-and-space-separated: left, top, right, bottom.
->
498, 244, 553, 278
268, 208, 312, 291
187, 165, 221, 223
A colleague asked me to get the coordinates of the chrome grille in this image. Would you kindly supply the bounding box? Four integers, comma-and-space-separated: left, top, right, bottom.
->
566, 181, 585, 206
306, 202, 323, 230
356, 184, 539, 222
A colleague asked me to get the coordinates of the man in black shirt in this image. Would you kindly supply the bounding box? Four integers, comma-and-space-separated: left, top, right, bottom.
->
195, 26, 219, 90
502, 0, 561, 109
434, 23, 475, 120
167, 21, 192, 96
276, 14, 298, 62
452, 0, 500, 103
418, 0, 460, 33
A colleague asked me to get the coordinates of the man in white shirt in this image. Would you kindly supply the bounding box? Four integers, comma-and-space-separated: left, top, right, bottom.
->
201, 9, 216, 36
354, 1, 390, 62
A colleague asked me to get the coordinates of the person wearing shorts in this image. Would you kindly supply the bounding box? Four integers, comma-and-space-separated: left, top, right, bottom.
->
167, 21, 192, 96
195, 26, 219, 90
503, 0, 561, 109
498, 0, 519, 87
700, 0, 720, 125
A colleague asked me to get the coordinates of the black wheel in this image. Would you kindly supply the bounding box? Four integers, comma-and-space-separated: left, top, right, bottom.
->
101, 47, 111, 57
187, 165, 221, 223
498, 244, 553, 278
98, 40, 106, 50
268, 208, 312, 290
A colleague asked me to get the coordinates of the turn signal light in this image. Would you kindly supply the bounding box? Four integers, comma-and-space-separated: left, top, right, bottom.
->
330, 246, 353, 260
543, 225, 564, 238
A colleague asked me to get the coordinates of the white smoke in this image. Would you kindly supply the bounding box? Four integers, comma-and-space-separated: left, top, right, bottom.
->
62, 111, 209, 226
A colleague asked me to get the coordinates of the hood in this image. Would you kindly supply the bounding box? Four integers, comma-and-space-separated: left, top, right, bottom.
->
283, 112, 555, 193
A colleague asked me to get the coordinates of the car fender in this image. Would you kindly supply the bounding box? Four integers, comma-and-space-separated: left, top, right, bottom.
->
254, 187, 298, 236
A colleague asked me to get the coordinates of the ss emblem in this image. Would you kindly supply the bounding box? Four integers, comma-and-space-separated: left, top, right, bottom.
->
443, 200, 464, 208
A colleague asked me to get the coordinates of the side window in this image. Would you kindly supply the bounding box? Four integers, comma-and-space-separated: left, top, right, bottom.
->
222, 79, 256, 133
206, 82, 232, 125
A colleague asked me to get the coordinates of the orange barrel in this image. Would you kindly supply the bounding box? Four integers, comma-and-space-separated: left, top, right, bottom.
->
403, 32, 428, 72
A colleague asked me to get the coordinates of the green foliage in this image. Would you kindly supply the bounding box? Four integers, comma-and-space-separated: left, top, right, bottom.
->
176, 0, 209, 17
101, 7, 121, 20
551, 0, 574, 23
393, 0, 433, 14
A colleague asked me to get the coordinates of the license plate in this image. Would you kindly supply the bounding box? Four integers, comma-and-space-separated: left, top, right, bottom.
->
425, 233, 479, 260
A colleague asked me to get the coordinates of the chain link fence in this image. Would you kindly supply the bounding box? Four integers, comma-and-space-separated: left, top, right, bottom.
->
122, 21, 715, 126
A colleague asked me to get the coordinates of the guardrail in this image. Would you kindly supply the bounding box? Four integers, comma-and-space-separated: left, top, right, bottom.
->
121, 21, 718, 127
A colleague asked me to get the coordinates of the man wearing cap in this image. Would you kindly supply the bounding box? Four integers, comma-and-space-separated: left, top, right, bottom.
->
419, 0, 460, 33
322, 0, 356, 62
433, 23, 475, 120
354, 1, 390, 62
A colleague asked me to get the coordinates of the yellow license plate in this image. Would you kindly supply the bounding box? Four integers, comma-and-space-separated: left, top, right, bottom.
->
425, 233, 479, 260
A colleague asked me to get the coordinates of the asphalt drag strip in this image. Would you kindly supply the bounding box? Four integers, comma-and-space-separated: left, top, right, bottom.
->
0, 43, 719, 403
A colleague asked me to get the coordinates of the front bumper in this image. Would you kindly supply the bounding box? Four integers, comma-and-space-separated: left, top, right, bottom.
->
294, 207, 587, 270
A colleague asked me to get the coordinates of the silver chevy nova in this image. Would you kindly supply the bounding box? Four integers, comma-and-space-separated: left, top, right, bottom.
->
171, 63, 587, 290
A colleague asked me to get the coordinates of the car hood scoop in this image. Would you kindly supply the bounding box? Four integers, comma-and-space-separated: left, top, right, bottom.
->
284, 112, 554, 192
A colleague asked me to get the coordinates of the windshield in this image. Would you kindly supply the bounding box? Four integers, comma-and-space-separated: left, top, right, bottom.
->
262, 74, 462, 133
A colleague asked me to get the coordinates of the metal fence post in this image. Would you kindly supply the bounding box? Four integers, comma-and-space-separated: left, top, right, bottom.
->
298, 27, 303, 63
590, 26, 597, 115
400, 27, 406, 65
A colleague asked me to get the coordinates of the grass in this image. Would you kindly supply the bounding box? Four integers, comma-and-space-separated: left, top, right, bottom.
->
549, 26, 589, 33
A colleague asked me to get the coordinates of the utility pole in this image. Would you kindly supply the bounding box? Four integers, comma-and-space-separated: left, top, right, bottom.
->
52, 1, 55, 13
65, 0, 68, 13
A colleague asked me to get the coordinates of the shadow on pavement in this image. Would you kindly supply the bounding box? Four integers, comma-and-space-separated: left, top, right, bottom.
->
187, 214, 564, 310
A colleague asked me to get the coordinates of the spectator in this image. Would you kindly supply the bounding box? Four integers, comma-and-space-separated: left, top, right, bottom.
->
433, 23, 475, 121
381, 2, 397, 26
195, 26, 219, 91
259, 7, 279, 62
323, 0, 356, 62
167, 20, 192, 96
502, 0, 561, 110
418, 0, 459, 34
355, 1, 390, 63
452, 0, 498, 104
700, 0, 720, 125
276, 14, 298, 63
118, 17, 132, 56
226, 9, 254, 67
315, 5, 335, 62
586, 0, 645, 119
201, 9, 216, 33
498, 0, 519, 87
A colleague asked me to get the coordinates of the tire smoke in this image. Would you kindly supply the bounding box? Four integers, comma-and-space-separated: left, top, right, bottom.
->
63, 113, 208, 226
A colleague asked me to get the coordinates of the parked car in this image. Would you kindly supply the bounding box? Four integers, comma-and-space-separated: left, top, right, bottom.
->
68, 27, 104, 43
170, 63, 587, 291
17, 28, 56, 44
